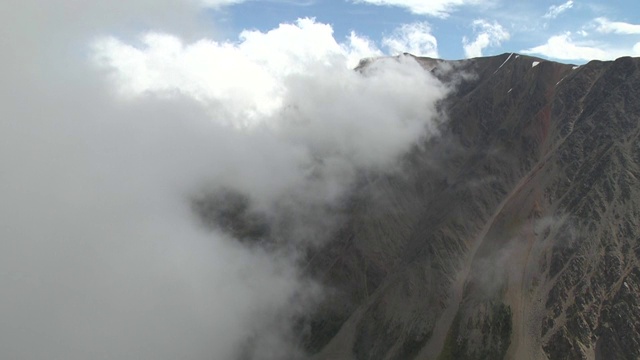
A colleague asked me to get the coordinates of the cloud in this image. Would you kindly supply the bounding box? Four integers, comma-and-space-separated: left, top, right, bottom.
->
351, 0, 480, 18
0, 0, 222, 40
1, 75, 310, 360
462, 19, 509, 58
522, 33, 606, 61
95, 20, 446, 184
521, 32, 640, 61
199, 0, 246, 7
1, 3, 447, 359
543, 0, 573, 19
382, 22, 439, 57
93, 18, 390, 128
343, 31, 385, 65
595, 17, 640, 35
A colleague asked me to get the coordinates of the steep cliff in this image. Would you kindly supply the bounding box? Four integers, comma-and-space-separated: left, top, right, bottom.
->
302, 53, 640, 360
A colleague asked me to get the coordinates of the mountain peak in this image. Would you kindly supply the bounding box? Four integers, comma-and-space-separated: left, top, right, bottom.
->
303, 51, 640, 360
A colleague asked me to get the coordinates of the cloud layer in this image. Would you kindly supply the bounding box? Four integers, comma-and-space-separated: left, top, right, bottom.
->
595, 17, 640, 35
522, 32, 640, 61
0, 3, 447, 360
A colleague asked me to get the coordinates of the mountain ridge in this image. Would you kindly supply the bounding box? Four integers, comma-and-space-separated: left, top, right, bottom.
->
302, 53, 640, 360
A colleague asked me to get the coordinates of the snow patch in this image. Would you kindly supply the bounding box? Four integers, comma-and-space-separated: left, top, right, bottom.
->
556, 75, 568, 86
572, 65, 580, 70
532, 61, 540, 67
508, 88, 512, 93
494, 53, 514, 74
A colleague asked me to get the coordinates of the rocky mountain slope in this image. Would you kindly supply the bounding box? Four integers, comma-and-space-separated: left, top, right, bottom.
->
298, 53, 640, 360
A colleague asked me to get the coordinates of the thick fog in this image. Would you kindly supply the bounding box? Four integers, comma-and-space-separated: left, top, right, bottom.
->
0, 1, 447, 359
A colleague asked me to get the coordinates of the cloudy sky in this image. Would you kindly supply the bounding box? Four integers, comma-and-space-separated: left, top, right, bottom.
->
212, 0, 640, 62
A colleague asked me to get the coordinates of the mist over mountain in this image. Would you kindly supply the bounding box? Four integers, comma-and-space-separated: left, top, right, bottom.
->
290, 53, 640, 360
186, 51, 640, 359
2, 1, 640, 359
2, 3, 447, 359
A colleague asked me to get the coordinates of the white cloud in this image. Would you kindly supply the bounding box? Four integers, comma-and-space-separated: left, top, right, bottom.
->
595, 17, 640, 35
1, 6, 448, 359
93, 18, 385, 127
462, 19, 509, 58
343, 31, 385, 66
382, 22, 439, 57
543, 0, 573, 19
95, 21, 445, 171
521, 32, 640, 61
522, 33, 605, 60
352, 0, 480, 18
199, 0, 246, 7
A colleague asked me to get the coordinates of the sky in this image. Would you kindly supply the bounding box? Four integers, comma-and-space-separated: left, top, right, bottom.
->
210, 0, 640, 62
0, 0, 638, 359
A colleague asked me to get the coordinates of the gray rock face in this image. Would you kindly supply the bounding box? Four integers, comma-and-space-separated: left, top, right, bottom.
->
301, 54, 640, 360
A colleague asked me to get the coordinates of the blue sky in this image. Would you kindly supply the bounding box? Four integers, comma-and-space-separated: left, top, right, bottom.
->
208, 0, 640, 63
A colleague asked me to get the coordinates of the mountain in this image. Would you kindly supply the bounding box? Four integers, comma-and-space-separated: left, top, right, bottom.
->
298, 53, 640, 360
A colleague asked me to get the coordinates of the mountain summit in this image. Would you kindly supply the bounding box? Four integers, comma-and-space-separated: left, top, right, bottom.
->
299, 53, 640, 360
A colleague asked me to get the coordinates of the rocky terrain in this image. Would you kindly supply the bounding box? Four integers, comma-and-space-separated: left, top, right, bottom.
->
198, 53, 640, 359
302, 53, 640, 360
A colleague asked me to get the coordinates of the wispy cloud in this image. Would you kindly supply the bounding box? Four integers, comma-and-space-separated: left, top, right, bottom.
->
522, 33, 604, 60
522, 32, 640, 61
543, 0, 573, 19
462, 19, 509, 58
595, 17, 640, 34
382, 22, 439, 57
351, 0, 480, 18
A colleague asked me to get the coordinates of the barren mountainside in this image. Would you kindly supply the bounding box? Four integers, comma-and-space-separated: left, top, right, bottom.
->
196, 52, 640, 359
299, 53, 640, 360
